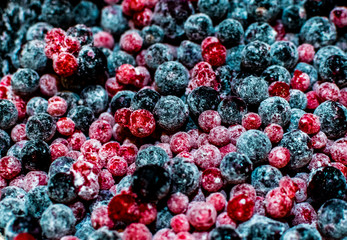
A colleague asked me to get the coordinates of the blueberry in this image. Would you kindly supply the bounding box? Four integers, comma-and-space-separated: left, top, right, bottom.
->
135, 146, 169, 168
220, 152, 253, 184
130, 89, 160, 113
87, 227, 121, 240
251, 165, 283, 197
237, 215, 288, 239
110, 90, 135, 114
47, 172, 77, 203
131, 165, 171, 202
258, 96, 292, 127
155, 61, 189, 96
26, 22, 53, 41
287, 108, 306, 131
300, 17, 337, 49
282, 5, 307, 32
21, 139, 51, 172
41, 0, 73, 27
77, 46, 107, 86
317, 199, 347, 240
218, 96, 247, 125
198, 0, 229, 20
19, 40, 47, 72
177, 40, 203, 69
141, 25, 165, 48
116, 175, 132, 194
0, 186, 26, 201
26, 97, 48, 116
80, 85, 109, 116
294, 62, 318, 87
184, 13, 214, 43
241, 41, 271, 74
0, 99, 18, 130
228, 2, 248, 27
40, 204, 76, 239
169, 158, 200, 196
73, 1, 99, 26
26, 113, 56, 142
313, 45, 345, 69
216, 18, 243, 48
308, 166, 347, 204
0, 129, 10, 158
153, 95, 189, 132
89, 190, 114, 212
279, 130, 313, 169
152, 0, 194, 40
216, 65, 233, 97
107, 51, 135, 77
281, 224, 322, 240
156, 207, 173, 230
6, 140, 27, 160
244, 22, 277, 45
67, 106, 95, 132
289, 89, 307, 110
187, 86, 221, 119
11, 68, 40, 96
66, 24, 94, 46
261, 65, 291, 84
270, 41, 299, 70
0, 197, 27, 229
25, 186, 52, 218
226, 45, 244, 71
100, 5, 128, 36
209, 225, 242, 240
233, 75, 269, 106
246, 0, 281, 22
319, 54, 347, 88
75, 216, 95, 240
314, 101, 347, 139
4, 215, 42, 240
145, 43, 174, 70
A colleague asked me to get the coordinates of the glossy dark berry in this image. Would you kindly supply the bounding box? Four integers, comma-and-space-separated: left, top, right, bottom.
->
144, 43, 173, 70
220, 152, 253, 184
209, 225, 242, 240
241, 41, 271, 74
131, 165, 171, 202
244, 22, 277, 45
155, 61, 189, 96
236, 130, 272, 164
188, 86, 221, 119
319, 54, 347, 88
169, 158, 200, 196
317, 199, 347, 240
11, 68, 40, 96
47, 172, 77, 203
177, 40, 203, 69
153, 95, 189, 132
110, 90, 135, 114
67, 106, 95, 132
300, 16, 337, 49
80, 85, 108, 116
0, 99, 18, 130
313, 101, 347, 139
251, 165, 283, 197
282, 5, 307, 32
26, 113, 56, 142
308, 166, 347, 204
21, 139, 51, 172
261, 65, 291, 84
184, 14, 214, 43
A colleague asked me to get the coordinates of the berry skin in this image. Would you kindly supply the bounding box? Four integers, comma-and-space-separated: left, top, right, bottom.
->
120, 30, 143, 54
317, 82, 340, 102
89, 120, 113, 144
265, 187, 293, 219
291, 70, 310, 92
171, 214, 190, 233
201, 168, 224, 192
11, 124, 27, 142
129, 109, 156, 138
329, 6, 347, 29
202, 41, 227, 67
91, 205, 114, 230
53, 53, 78, 77
306, 91, 320, 110
187, 202, 217, 230
167, 192, 189, 214
208, 126, 230, 147
264, 124, 284, 144
242, 113, 261, 130
170, 132, 192, 155
93, 31, 115, 50
268, 147, 291, 169
47, 96, 68, 117
123, 223, 152, 240
297, 44, 315, 63
206, 192, 226, 212
298, 113, 321, 135
0, 156, 21, 180
56, 117, 75, 136
227, 194, 255, 222
107, 156, 128, 177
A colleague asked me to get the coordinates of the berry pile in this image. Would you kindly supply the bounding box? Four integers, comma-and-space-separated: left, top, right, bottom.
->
0, 0, 347, 239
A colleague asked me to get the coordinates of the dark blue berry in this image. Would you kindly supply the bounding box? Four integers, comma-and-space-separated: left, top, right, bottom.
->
198, 0, 229, 20
73, 1, 99, 26
130, 89, 160, 112
0, 129, 10, 158
241, 41, 271, 74
141, 25, 165, 48
107, 51, 135, 77
261, 65, 291, 84
0, 197, 27, 229
251, 165, 283, 196
313, 45, 345, 69
220, 152, 253, 184
26, 97, 48, 116
258, 96, 292, 127
66, 24, 94, 47
11, 68, 40, 97
216, 18, 244, 48
226, 45, 244, 71
246, 0, 281, 22
80, 85, 109, 116
209, 225, 242, 240
26, 22, 53, 41
282, 5, 307, 32
19, 40, 47, 72
67, 106, 95, 132
218, 96, 247, 125
100, 5, 128, 36
0, 99, 18, 130
47, 172, 77, 203
270, 41, 298, 69
145, 43, 174, 70
135, 146, 169, 168
187, 86, 220, 119
281, 224, 322, 240
110, 90, 135, 114
177, 40, 203, 69
26, 113, 56, 142
289, 89, 307, 110
21, 139, 51, 172
56, 91, 80, 112
319, 54, 347, 88
294, 62, 318, 87
287, 108, 306, 131
25, 186, 52, 218
0, 186, 26, 201
41, 0, 73, 27
4, 215, 42, 240
184, 13, 214, 43
244, 22, 277, 45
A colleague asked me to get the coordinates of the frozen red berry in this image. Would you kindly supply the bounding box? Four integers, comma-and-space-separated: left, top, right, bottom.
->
201, 167, 224, 192
290, 70, 310, 92
297, 43, 315, 63
53, 52, 78, 77
0, 156, 22, 180
264, 123, 284, 143
298, 113, 320, 135
198, 110, 221, 132
242, 112, 262, 130
187, 202, 217, 230
57, 117, 75, 136
265, 187, 293, 219
170, 132, 192, 154
268, 146, 291, 169
47, 96, 68, 117
167, 192, 189, 214
227, 193, 255, 222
